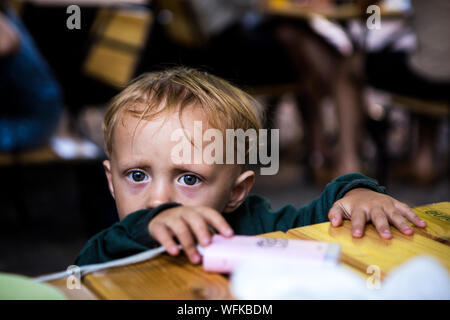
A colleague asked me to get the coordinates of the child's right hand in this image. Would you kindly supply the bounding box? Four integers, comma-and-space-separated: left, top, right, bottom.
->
148, 206, 234, 264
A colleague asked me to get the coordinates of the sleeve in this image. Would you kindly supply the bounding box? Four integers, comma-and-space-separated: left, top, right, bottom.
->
230, 173, 387, 235
74, 202, 181, 266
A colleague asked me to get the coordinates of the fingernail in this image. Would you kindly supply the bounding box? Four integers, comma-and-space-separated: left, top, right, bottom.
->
353, 229, 362, 236
201, 237, 210, 245
383, 229, 391, 234
170, 246, 179, 254
192, 254, 200, 263
225, 229, 233, 236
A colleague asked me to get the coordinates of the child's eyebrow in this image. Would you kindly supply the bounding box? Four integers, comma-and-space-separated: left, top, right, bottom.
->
116, 160, 151, 172
170, 163, 219, 179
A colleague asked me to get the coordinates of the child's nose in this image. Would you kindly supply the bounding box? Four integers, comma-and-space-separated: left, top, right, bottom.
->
145, 181, 173, 210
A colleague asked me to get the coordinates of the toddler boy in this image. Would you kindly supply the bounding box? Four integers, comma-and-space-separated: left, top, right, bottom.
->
75, 67, 426, 266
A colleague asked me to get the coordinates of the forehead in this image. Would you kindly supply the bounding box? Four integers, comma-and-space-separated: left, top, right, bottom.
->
113, 105, 212, 140
110, 106, 224, 165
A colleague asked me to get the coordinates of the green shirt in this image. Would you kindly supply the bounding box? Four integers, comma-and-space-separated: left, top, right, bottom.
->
75, 173, 386, 266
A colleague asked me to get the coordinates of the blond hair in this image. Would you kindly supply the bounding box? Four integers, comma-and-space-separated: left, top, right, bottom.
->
103, 67, 264, 157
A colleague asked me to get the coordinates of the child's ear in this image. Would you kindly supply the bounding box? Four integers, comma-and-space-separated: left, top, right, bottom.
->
223, 170, 255, 213
103, 160, 116, 200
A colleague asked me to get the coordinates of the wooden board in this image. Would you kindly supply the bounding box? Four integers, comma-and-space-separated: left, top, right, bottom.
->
259, 231, 292, 239
82, 8, 152, 88
263, 0, 408, 20
83, 254, 232, 300
46, 278, 98, 300
80, 232, 291, 300
0, 145, 60, 166
100, 9, 153, 47
411, 202, 450, 244
83, 43, 138, 88
288, 204, 450, 279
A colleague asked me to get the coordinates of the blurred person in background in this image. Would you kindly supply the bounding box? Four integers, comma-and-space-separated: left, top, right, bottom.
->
278, 0, 449, 185
0, 0, 63, 152
366, 0, 450, 184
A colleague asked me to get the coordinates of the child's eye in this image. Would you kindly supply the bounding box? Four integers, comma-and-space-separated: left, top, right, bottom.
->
127, 170, 148, 183
178, 174, 200, 186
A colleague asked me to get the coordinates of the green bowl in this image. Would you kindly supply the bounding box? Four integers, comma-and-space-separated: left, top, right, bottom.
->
0, 272, 67, 300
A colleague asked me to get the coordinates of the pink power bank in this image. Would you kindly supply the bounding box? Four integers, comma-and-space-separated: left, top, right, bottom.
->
201, 235, 341, 273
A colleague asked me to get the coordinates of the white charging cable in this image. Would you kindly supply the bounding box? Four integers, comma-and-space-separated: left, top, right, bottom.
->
34, 244, 202, 283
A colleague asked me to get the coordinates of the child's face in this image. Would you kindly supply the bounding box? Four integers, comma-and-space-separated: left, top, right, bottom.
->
104, 105, 254, 220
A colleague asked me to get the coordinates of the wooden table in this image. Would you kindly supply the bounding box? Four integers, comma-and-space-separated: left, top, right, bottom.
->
261, 0, 410, 21
46, 202, 450, 299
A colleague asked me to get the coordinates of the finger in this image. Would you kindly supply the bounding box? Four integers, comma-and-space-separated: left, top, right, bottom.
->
388, 210, 414, 235
394, 202, 427, 228
328, 204, 345, 227
198, 207, 234, 238
150, 223, 180, 255
182, 212, 213, 247
370, 208, 393, 239
169, 219, 201, 264
351, 209, 366, 238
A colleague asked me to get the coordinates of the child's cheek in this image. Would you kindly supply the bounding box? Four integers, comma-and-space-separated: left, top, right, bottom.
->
125, 181, 149, 196
177, 185, 200, 199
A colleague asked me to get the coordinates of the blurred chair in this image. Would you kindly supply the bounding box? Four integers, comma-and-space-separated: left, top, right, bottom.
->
391, 94, 449, 184
391, 95, 449, 117
82, 5, 153, 88
153, 0, 207, 48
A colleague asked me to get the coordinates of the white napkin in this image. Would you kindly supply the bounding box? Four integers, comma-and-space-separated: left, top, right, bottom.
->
230, 255, 450, 300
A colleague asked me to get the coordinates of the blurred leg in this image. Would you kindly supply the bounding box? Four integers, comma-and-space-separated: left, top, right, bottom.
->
275, 21, 368, 181
275, 22, 337, 181
332, 51, 365, 176
411, 115, 439, 184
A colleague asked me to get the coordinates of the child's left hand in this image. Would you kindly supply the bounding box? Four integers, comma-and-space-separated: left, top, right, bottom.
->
328, 188, 427, 239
